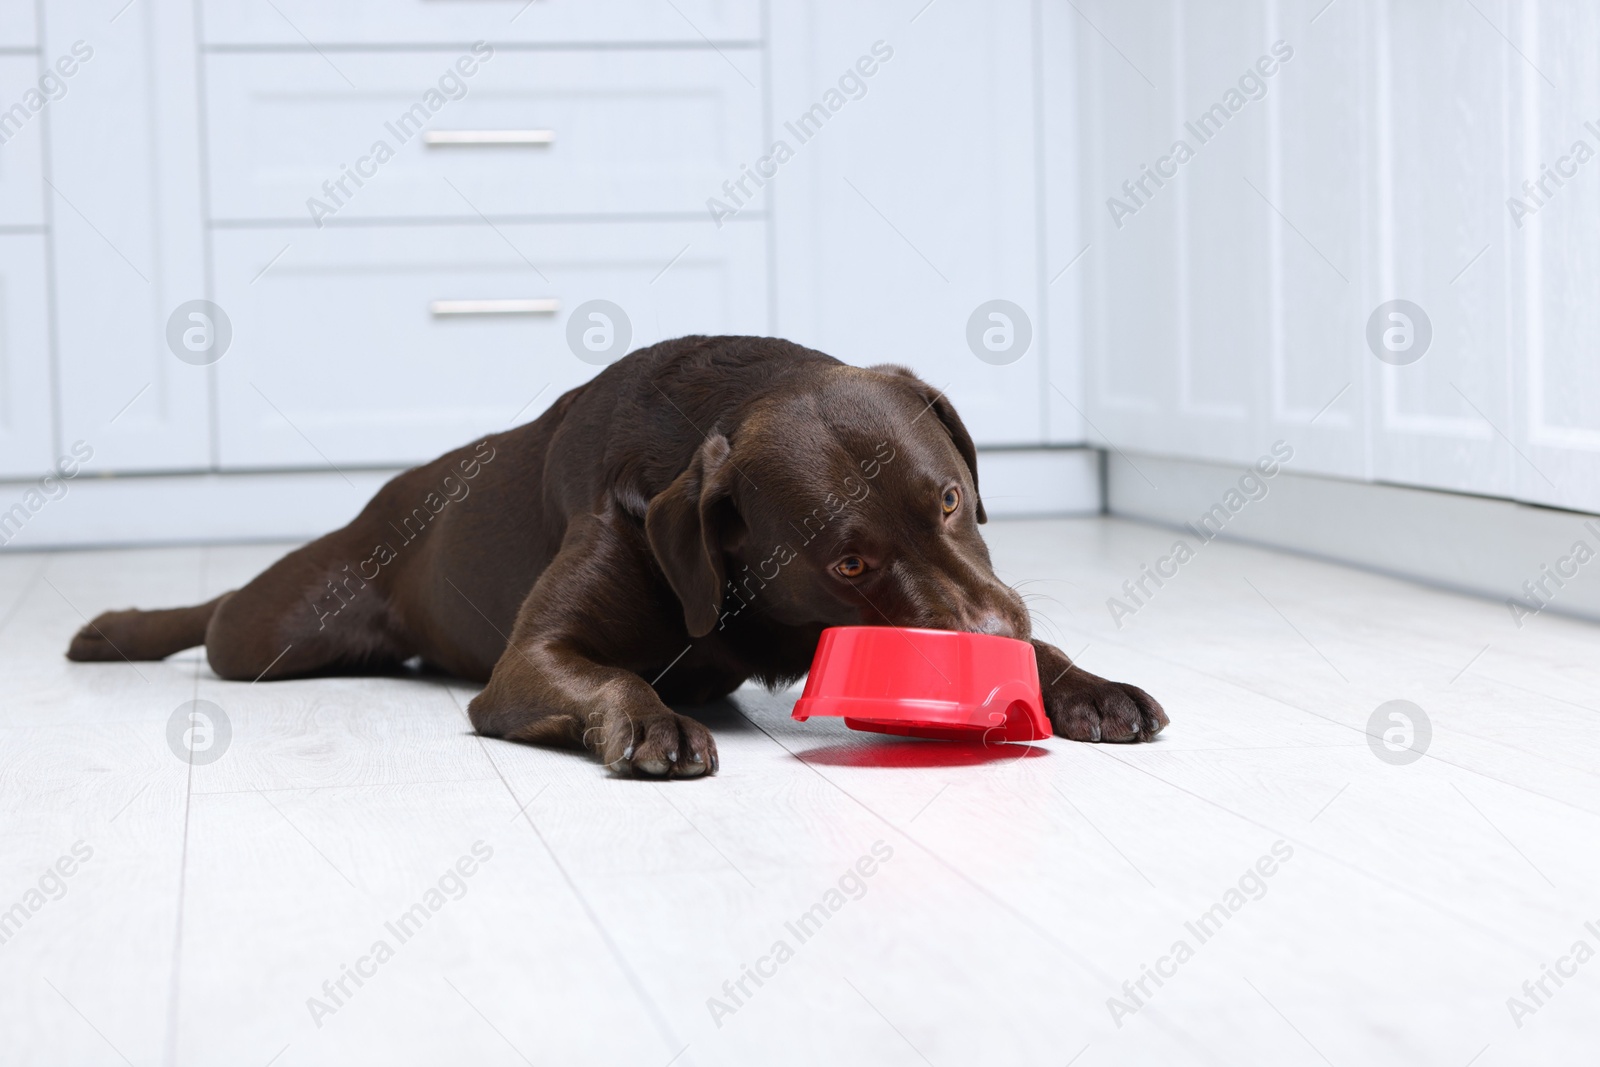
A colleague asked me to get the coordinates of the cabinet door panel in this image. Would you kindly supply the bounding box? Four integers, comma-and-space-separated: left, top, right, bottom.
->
45, 0, 209, 474
0, 0, 35, 48
213, 221, 767, 468
0, 56, 45, 228
1368, 0, 1512, 499
1515, 1, 1600, 511
1269, 0, 1367, 480
200, 0, 760, 46
1069, 0, 1178, 455
770, 0, 1042, 446
205, 50, 765, 222
0, 234, 52, 477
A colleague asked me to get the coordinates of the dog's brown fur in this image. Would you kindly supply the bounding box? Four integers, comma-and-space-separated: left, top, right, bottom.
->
67, 336, 1166, 776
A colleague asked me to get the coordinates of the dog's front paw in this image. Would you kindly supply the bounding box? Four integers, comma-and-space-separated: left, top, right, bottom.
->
605, 710, 719, 779
1033, 641, 1167, 743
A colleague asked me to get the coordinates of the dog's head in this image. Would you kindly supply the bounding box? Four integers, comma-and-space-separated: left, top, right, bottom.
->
645, 364, 1031, 641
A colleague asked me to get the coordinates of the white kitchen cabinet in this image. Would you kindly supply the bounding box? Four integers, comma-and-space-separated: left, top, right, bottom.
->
4, 0, 1598, 546
0, 3, 48, 480
1039, 0, 1087, 445
1061, 0, 1181, 461
43, 0, 210, 475
1512, 1, 1600, 512
10, 0, 1048, 501
1262, 0, 1368, 482
212, 219, 767, 468
204, 48, 766, 223
1371, 0, 1514, 501
0, 234, 52, 478
0, 0, 35, 50
200, 0, 761, 47
769, 0, 1049, 447
1067, 0, 1366, 472
1068, 0, 1600, 513
0, 55, 45, 229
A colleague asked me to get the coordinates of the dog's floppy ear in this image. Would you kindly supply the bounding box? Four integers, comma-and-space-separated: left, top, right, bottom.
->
645, 433, 741, 637
870, 364, 988, 524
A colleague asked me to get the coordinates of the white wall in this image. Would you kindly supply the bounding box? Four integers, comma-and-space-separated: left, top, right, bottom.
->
1066, 0, 1600, 515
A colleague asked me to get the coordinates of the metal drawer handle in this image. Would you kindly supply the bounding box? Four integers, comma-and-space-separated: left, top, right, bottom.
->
430, 298, 560, 317
424, 130, 555, 146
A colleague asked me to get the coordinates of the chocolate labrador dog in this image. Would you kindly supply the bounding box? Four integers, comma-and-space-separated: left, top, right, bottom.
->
68, 336, 1166, 776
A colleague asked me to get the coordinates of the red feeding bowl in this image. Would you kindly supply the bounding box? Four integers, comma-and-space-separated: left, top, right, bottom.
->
791, 626, 1049, 743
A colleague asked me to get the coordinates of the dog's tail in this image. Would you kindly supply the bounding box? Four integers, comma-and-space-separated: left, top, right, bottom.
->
66, 593, 231, 662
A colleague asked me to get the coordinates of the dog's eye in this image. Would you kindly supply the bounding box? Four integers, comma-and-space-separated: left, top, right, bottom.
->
941, 488, 960, 515
836, 556, 866, 578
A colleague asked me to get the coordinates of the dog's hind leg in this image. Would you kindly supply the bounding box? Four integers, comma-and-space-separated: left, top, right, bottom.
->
200, 534, 413, 682
67, 594, 231, 662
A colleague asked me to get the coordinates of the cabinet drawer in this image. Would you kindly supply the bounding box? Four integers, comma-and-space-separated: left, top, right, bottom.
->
0, 234, 52, 478
201, 0, 759, 47
0, 1, 35, 49
0, 56, 45, 227
212, 220, 767, 469
205, 50, 764, 222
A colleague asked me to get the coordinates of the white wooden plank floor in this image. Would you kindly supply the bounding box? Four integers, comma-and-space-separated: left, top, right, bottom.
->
2, 517, 1598, 1066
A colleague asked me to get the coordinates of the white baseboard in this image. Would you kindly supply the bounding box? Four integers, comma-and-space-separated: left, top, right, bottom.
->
0, 447, 1101, 550
974, 447, 1102, 518
0, 469, 398, 551
18, 447, 1589, 631
1107, 451, 1600, 626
